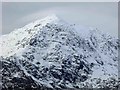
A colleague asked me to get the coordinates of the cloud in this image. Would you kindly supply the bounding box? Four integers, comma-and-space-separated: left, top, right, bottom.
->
4, 3, 118, 37
17, 4, 117, 25
18, 7, 60, 23
17, 6, 72, 24
2, 0, 119, 2
0, 3, 2, 35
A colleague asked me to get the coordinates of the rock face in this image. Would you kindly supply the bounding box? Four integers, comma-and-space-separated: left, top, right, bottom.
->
0, 15, 120, 90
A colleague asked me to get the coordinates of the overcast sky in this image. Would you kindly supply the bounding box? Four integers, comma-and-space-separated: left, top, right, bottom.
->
2, 2, 118, 37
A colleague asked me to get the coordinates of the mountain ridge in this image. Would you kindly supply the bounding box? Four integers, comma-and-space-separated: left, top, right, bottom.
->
1, 15, 120, 90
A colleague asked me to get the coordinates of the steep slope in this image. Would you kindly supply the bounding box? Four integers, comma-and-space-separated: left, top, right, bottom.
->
1, 15, 120, 90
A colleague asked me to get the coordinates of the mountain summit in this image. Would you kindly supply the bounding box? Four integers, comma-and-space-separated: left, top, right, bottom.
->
1, 15, 120, 90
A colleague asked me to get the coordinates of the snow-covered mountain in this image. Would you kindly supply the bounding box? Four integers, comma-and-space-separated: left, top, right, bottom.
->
1, 15, 120, 90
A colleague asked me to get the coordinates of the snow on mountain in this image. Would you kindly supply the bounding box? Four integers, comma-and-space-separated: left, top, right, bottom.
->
1, 15, 120, 89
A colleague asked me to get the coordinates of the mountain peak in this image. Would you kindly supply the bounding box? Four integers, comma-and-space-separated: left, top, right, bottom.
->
1, 14, 119, 89
45, 14, 59, 19
20, 14, 60, 31
42, 14, 60, 22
